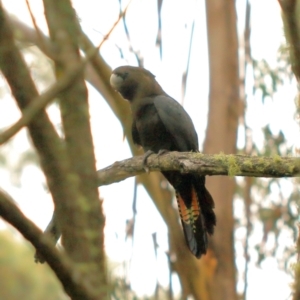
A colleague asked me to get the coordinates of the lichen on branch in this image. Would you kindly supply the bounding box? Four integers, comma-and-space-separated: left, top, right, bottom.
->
97, 152, 300, 186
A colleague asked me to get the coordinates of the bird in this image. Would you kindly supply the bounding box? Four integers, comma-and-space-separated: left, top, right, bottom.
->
110, 65, 216, 258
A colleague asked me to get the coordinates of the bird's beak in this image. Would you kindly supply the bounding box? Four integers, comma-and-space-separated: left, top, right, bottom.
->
110, 73, 123, 90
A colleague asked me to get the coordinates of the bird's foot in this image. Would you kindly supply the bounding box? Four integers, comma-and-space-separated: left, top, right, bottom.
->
157, 149, 169, 156
142, 149, 169, 173
142, 150, 155, 173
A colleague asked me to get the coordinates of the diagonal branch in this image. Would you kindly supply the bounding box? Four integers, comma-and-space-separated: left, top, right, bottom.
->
0, 63, 84, 145
97, 152, 300, 186
0, 189, 98, 300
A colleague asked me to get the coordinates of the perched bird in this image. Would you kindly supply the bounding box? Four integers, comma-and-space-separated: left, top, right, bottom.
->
110, 66, 216, 258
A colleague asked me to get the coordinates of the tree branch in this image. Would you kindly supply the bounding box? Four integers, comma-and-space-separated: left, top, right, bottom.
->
43, 0, 108, 296
0, 189, 98, 300
278, 0, 300, 80
0, 2, 79, 252
97, 152, 300, 186
0, 63, 84, 145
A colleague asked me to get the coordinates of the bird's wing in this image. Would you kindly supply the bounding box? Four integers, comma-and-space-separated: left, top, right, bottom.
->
153, 95, 199, 151
131, 119, 141, 145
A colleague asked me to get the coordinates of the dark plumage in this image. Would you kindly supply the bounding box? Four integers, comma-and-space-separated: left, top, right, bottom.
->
110, 66, 216, 258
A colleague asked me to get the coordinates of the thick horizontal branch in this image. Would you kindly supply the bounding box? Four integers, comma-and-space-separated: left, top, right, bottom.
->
97, 152, 300, 186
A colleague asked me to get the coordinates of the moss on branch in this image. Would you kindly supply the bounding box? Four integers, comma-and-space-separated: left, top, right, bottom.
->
97, 152, 300, 186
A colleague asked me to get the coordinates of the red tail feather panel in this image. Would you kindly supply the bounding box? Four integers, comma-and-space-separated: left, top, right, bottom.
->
176, 189, 200, 226
175, 187, 207, 258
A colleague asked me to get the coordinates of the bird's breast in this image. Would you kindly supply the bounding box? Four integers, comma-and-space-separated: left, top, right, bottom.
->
135, 104, 176, 152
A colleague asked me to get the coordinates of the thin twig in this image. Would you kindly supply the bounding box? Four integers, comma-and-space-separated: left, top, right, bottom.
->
181, 18, 195, 104
156, 0, 163, 60
118, 0, 143, 66
25, 0, 49, 55
97, 0, 132, 50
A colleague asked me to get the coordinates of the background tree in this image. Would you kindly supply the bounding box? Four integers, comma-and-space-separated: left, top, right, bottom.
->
203, 1, 240, 299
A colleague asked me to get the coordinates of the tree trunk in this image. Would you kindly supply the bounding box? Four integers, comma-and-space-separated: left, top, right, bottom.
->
204, 1, 240, 299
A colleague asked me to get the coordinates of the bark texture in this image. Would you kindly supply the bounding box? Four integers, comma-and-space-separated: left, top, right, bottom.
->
42, 0, 106, 297
97, 153, 300, 186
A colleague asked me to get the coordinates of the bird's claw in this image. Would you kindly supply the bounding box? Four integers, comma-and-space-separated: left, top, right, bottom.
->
142, 149, 169, 173
142, 150, 154, 173
157, 149, 169, 156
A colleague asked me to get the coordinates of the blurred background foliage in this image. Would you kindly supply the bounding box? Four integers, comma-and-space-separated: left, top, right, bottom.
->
0, 228, 67, 300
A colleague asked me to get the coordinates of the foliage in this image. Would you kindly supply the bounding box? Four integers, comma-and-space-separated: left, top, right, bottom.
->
0, 228, 67, 300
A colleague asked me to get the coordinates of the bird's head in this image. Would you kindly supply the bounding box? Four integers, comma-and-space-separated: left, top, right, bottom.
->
110, 66, 164, 101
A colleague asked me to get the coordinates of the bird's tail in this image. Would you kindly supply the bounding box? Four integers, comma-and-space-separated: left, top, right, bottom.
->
164, 172, 216, 258
192, 175, 216, 236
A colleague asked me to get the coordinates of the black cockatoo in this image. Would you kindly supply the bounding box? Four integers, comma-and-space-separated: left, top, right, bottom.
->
110, 66, 216, 258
